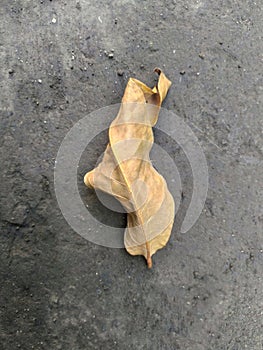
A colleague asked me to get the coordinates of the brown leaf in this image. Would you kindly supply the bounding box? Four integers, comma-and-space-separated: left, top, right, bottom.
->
84, 68, 175, 268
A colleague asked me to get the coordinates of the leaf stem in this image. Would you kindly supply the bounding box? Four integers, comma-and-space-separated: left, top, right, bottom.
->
146, 242, 152, 268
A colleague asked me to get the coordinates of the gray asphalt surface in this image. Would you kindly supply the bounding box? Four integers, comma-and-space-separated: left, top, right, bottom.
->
0, 1, 263, 349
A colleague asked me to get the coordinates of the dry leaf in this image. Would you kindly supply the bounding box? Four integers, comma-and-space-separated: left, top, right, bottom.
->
84, 68, 175, 268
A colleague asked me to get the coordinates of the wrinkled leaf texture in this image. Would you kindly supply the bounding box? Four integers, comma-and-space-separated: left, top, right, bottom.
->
84, 68, 175, 268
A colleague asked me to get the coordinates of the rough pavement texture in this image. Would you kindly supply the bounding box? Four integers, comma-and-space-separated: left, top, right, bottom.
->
0, 1, 263, 349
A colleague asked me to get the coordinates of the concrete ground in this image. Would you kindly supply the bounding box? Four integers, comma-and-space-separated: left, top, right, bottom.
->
0, 1, 262, 349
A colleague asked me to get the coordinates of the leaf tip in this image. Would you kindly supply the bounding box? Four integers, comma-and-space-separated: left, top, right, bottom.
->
154, 67, 162, 75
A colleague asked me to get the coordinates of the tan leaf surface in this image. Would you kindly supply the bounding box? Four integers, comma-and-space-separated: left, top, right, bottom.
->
84, 68, 175, 268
